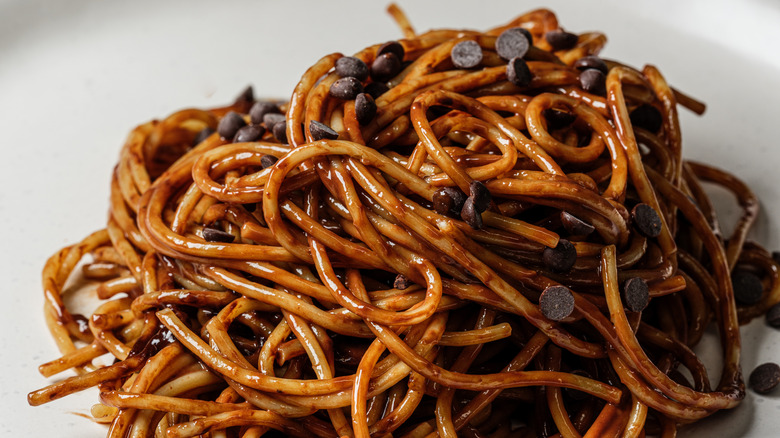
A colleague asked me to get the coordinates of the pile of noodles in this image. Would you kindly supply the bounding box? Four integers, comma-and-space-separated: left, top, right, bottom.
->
29, 5, 780, 438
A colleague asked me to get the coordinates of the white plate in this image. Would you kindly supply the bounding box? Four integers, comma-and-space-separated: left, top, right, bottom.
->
2, 0, 779, 436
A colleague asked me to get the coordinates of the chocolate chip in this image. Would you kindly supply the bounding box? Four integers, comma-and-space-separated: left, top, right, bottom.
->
432, 190, 455, 215
217, 112, 247, 140
335, 56, 369, 81
622, 277, 650, 312
749, 363, 780, 394
378, 41, 405, 61
371, 52, 402, 82
432, 187, 467, 215
249, 101, 281, 125
772, 251, 780, 265
631, 203, 663, 238
355, 93, 377, 126
460, 197, 483, 229
573, 56, 608, 75
507, 57, 532, 87
451, 40, 483, 69
260, 155, 278, 169
203, 227, 235, 243
193, 127, 214, 145
629, 104, 663, 133
543, 109, 577, 130
560, 211, 594, 236
235, 85, 254, 104
496, 27, 531, 60
469, 181, 491, 213
309, 120, 339, 141
233, 124, 265, 143
263, 113, 285, 129
539, 285, 575, 321
330, 77, 364, 100
766, 302, 780, 328
732, 270, 764, 305
394, 274, 413, 290
272, 122, 287, 143
545, 29, 579, 51
448, 188, 468, 210
365, 82, 389, 99
542, 239, 576, 273
579, 69, 606, 95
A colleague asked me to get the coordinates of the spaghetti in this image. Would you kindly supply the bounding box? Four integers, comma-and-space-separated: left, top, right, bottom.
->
29, 5, 780, 438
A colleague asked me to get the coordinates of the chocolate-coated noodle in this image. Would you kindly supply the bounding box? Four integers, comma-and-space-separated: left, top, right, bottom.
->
30, 5, 780, 437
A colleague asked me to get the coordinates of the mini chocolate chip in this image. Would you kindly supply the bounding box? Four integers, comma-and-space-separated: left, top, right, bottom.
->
217, 112, 247, 140
631, 203, 663, 238
193, 127, 214, 145
749, 363, 780, 394
272, 122, 287, 143
263, 113, 285, 129
579, 69, 606, 95
260, 154, 278, 169
766, 302, 780, 328
233, 124, 265, 143
542, 239, 577, 273
371, 52, 402, 82
461, 197, 483, 229
355, 93, 377, 126
330, 77, 364, 100
394, 274, 413, 290
432, 187, 467, 215
451, 40, 483, 69
732, 270, 764, 305
335, 56, 369, 81
469, 181, 492, 213
203, 227, 235, 243
309, 120, 339, 141
235, 85, 254, 104
622, 277, 650, 312
432, 190, 454, 215
560, 211, 594, 236
250, 101, 281, 125
378, 41, 405, 61
507, 57, 532, 87
543, 109, 577, 130
447, 188, 468, 210
573, 56, 608, 74
630, 104, 663, 133
545, 29, 579, 51
539, 285, 575, 321
365, 82, 389, 99
496, 27, 531, 60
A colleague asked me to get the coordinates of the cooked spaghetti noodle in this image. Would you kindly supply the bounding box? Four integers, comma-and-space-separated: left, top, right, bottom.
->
29, 5, 780, 437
